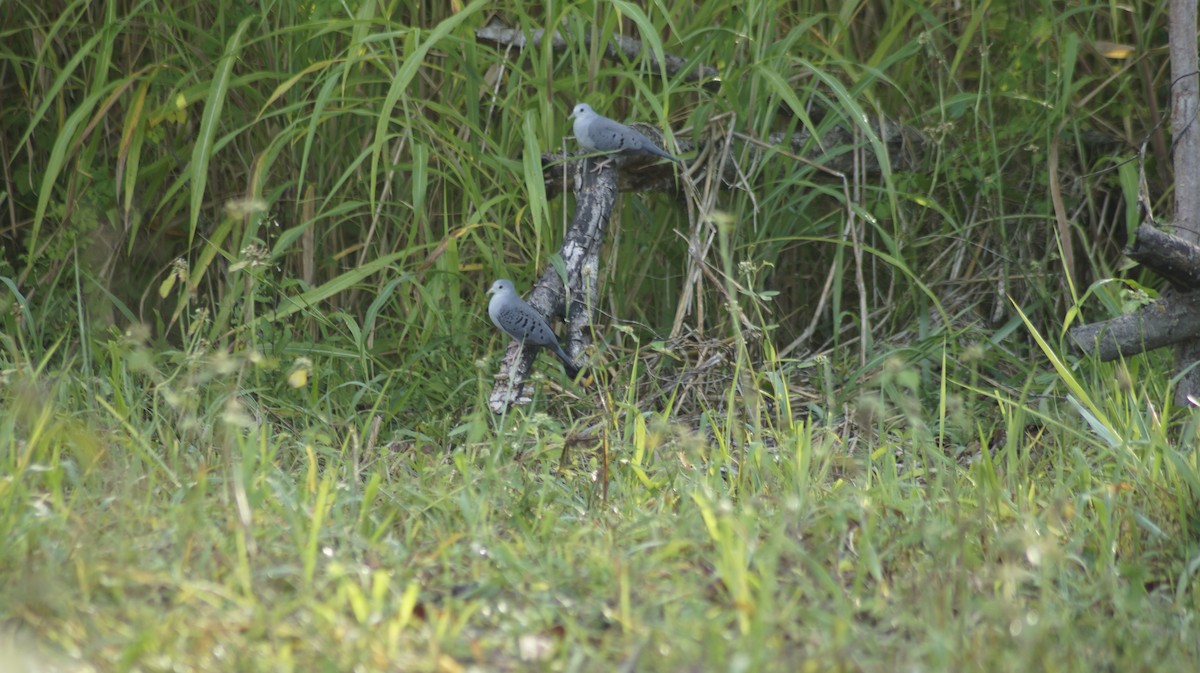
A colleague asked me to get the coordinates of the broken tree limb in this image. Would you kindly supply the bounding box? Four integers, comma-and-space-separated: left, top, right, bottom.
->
1068, 217, 1200, 362
1126, 223, 1200, 289
475, 19, 719, 85
1068, 290, 1200, 361
488, 158, 618, 413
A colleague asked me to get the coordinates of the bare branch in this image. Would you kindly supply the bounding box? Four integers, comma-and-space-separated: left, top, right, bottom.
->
1170, 3, 1200, 239
1127, 223, 1200, 289
1069, 290, 1200, 361
1169, 0, 1200, 405
476, 19, 718, 84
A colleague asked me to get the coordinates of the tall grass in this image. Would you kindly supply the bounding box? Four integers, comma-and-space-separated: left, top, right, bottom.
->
2, 0, 1198, 670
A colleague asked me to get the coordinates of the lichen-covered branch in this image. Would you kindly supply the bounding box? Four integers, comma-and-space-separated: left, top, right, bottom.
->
488, 159, 617, 412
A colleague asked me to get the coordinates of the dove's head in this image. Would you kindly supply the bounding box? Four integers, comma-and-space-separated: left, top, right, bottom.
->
487, 279, 515, 296
569, 103, 595, 120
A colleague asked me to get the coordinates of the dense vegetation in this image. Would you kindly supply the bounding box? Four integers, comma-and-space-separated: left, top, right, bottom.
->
2, 0, 1198, 670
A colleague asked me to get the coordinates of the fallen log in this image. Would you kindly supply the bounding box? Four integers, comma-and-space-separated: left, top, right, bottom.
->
1068, 289, 1200, 361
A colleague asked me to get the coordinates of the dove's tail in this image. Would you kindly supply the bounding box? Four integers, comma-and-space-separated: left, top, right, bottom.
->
552, 343, 583, 380
650, 145, 683, 162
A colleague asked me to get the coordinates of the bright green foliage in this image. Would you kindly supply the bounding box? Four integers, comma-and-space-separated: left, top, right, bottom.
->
2, 0, 1199, 670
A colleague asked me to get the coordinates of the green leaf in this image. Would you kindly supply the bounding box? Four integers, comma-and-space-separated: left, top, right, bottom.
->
1012, 298, 1124, 448
31, 80, 122, 258
189, 17, 255, 243
370, 0, 489, 206
260, 252, 413, 323
522, 111, 549, 234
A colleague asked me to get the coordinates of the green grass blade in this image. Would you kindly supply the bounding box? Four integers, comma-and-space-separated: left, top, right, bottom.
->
189, 17, 254, 243
1012, 298, 1122, 445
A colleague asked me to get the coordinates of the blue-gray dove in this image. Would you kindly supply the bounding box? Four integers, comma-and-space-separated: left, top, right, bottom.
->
569, 103, 682, 169
487, 279, 581, 379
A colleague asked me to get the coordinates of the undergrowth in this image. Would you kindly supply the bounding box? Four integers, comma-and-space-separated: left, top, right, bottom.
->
2, 0, 1199, 670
